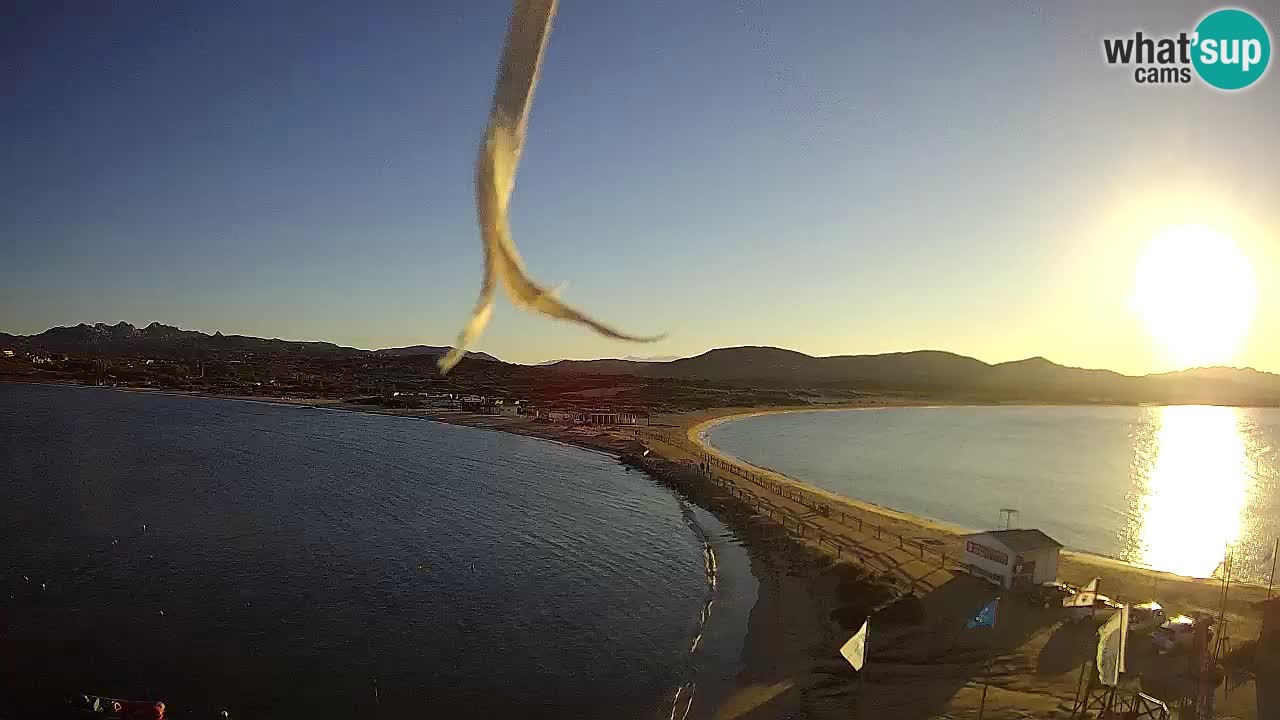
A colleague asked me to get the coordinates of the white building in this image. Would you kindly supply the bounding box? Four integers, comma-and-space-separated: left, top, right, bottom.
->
963, 529, 1062, 589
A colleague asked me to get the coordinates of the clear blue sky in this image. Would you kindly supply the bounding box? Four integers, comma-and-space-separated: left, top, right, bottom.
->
4, 1, 1278, 373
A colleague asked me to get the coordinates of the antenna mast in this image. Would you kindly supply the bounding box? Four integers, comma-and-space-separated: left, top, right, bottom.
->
998, 508, 1018, 530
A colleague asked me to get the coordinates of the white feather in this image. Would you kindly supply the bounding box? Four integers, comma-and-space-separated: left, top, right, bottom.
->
439, 0, 663, 372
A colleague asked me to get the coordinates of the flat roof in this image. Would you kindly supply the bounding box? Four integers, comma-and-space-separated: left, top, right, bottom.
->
967, 528, 1063, 552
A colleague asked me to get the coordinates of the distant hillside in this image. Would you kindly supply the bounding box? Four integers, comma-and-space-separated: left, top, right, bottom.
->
5, 323, 1278, 405
546, 346, 1280, 405
376, 345, 499, 362
0, 322, 504, 364
546, 347, 991, 389
1, 322, 362, 359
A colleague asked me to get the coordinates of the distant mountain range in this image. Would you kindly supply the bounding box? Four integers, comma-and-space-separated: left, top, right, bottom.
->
4, 323, 1279, 405
0, 322, 498, 362
543, 346, 1280, 406
374, 345, 500, 362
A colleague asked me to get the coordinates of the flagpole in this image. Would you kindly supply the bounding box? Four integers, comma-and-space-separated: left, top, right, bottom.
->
1071, 660, 1092, 717
1268, 537, 1278, 600
1070, 577, 1100, 716
977, 645, 992, 720
859, 663, 869, 720
971, 595, 999, 720
859, 621, 870, 720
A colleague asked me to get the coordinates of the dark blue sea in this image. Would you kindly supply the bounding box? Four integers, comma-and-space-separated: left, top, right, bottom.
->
0, 383, 754, 719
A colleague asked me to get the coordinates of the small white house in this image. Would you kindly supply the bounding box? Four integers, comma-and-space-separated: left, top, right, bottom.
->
963, 529, 1062, 589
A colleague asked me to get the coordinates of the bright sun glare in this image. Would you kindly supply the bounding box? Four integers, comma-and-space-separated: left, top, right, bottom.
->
1130, 224, 1258, 369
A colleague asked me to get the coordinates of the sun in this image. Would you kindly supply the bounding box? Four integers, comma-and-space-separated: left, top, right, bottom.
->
1130, 225, 1257, 369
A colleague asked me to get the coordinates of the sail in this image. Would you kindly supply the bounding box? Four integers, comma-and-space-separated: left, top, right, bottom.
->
1063, 577, 1102, 608
840, 619, 869, 671
967, 598, 999, 629
1096, 604, 1130, 685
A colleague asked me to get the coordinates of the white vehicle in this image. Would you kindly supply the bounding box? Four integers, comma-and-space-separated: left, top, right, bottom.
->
1127, 601, 1166, 634
1151, 614, 1212, 653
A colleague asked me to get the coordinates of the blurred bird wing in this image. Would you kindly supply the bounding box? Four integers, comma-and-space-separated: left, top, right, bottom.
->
439, 0, 663, 373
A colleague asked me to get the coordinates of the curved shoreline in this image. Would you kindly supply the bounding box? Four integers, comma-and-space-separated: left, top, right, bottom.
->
683, 403, 1275, 588
22, 380, 1266, 588
9, 382, 1276, 719
1, 381, 762, 720
13, 379, 1272, 590
685, 404, 978, 537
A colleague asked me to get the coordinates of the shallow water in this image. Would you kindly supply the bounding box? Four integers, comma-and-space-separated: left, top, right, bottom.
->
0, 383, 754, 719
706, 405, 1280, 581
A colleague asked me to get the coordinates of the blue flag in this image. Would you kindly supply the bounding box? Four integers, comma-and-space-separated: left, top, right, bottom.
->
967, 598, 999, 629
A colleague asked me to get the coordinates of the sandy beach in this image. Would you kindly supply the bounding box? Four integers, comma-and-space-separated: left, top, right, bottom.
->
650, 403, 1274, 720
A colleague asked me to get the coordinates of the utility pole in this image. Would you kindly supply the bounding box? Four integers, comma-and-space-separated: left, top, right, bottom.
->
1269, 537, 1278, 599
1214, 545, 1233, 663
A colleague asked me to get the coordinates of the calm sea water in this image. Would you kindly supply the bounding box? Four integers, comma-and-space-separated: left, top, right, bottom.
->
707, 405, 1280, 582
0, 383, 753, 719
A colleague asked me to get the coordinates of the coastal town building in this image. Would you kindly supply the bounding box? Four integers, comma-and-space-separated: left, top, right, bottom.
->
962, 528, 1062, 589
532, 408, 649, 426
581, 410, 646, 426
481, 399, 524, 416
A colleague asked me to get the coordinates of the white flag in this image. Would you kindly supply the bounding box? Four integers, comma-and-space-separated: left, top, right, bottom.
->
840, 620, 869, 671
1096, 604, 1129, 685
1118, 603, 1129, 674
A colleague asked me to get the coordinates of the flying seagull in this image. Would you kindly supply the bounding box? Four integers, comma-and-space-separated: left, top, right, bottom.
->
439, 0, 664, 372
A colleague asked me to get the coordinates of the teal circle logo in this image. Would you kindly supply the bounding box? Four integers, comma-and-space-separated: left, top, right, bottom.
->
1192, 9, 1271, 90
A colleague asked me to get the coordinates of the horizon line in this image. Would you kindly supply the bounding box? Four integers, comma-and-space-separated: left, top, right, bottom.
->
3, 319, 1275, 379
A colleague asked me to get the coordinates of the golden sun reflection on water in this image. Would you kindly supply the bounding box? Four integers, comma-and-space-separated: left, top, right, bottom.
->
1128, 405, 1249, 578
